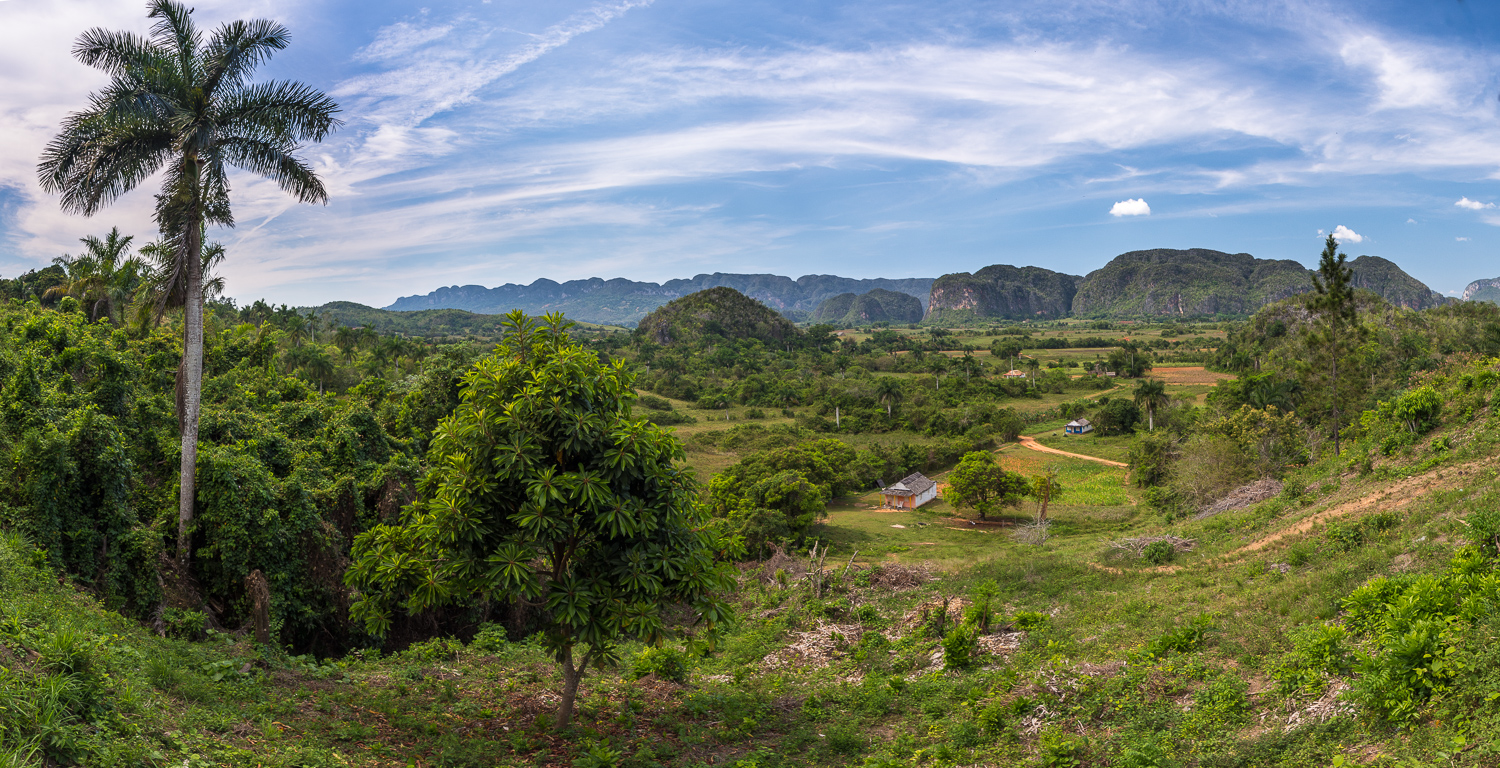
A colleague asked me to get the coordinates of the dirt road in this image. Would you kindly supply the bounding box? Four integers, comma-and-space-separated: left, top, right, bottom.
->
1016, 435, 1128, 468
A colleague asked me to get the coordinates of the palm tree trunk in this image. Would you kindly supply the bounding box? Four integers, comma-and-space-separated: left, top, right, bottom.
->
177, 184, 205, 567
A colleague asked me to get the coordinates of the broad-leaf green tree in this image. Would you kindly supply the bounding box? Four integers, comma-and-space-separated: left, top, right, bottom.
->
37, 0, 341, 564
945, 451, 1029, 520
347, 311, 734, 728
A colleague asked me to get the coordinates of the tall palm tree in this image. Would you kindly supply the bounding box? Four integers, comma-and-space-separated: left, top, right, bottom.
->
874, 376, 903, 417
1025, 356, 1041, 389
1133, 378, 1169, 431
38, 0, 341, 565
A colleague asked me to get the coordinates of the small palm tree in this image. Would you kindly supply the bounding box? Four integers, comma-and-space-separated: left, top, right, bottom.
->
334, 326, 358, 363
45, 227, 143, 322
38, 0, 340, 564
1134, 378, 1169, 431
132, 234, 226, 330
1025, 356, 1041, 389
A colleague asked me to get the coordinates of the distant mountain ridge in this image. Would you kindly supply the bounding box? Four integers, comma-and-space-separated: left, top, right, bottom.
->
812, 289, 925, 326
926, 248, 1449, 320
386, 273, 935, 327
1464, 277, 1500, 304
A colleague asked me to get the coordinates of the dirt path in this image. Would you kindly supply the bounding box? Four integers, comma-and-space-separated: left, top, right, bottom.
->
1237, 459, 1491, 554
1016, 435, 1128, 468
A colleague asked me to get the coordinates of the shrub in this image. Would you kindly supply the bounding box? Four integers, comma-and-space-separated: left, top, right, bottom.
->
943, 625, 978, 670
1272, 624, 1351, 695
1144, 614, 1213, 657
469, 623, 510, 655
1141, 540, 1175, 565
630, 646, 691, 685
1012, 611, 1048, 631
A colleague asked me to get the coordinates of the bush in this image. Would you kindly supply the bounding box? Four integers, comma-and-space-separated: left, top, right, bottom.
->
1012, 611, 1048, 631
469, 623, 510, 654
1141, 540, 1175, 565
1144, 614, 1213, 657
630, 646, 691, 685
942, 625, 978, 670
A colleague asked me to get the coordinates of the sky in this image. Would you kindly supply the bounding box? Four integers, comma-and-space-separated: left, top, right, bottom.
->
2, 0, 1500, 308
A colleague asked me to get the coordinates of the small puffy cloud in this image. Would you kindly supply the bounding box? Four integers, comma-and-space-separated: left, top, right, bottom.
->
1109, 198, 1151, 217
1406, 218, 1417, 224
1456, 236, 1470, 241
1456, 197, 1495, 210
1332, 225, 1364, 243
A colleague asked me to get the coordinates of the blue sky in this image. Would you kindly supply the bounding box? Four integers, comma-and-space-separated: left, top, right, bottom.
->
2, 0, 1500, 307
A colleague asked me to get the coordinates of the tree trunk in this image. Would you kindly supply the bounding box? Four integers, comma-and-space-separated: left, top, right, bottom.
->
557, 645, 589, 729
1148, 407, 1154, 431
1331, 354, 1340, 457
177, 187, 205, 567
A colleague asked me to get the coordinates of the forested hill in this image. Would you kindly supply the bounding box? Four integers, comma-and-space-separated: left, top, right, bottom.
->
385, 273, 935, 326
927, 248, 1450, 320
310, 301, 626, 337
1464, 276, 1500, 304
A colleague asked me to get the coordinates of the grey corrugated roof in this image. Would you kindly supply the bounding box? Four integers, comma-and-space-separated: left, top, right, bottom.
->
882, 472, 935, 496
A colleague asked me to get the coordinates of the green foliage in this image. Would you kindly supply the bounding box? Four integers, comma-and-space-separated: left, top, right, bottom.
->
1141, 540, 1175, 565
347, 312, 735, 723
1272, 625, 1351, 696
1092, 398, 1141, 436
945, 451, 1030, 520
630, 646, 691, 684
1144, 615, 1213, 658
942, 624, 978, 670
1012, 611, 1049, 631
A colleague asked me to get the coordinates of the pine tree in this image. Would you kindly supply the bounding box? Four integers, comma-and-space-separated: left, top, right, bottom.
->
1306, 234, 1360, 457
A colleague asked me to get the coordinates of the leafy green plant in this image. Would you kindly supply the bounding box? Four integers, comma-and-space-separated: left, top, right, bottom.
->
1144, 614, 1213, 658
1142, 540, 1175, 565
942, 625, 978, 670
1012, 611, 1049, 631
629, 646, 691, 685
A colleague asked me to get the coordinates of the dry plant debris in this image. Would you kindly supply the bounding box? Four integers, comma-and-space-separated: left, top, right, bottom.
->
1108, 535, 1197, 557
1197, 478, 1285, 519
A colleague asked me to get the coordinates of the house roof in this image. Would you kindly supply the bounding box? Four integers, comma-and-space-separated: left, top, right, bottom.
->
1067, 418, 1092, 427
1002, 369, 1027, 377
882, 472, 936, 496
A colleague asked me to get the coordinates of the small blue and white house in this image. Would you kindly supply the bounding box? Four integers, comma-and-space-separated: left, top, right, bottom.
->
1065, 418, 1093, 435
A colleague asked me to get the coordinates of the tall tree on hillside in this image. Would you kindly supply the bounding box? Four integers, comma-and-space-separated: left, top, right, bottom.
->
38, 0, 341, 565
1133, 378, 1169, 431
1305, 234, 1360, 457
874, 376, 903, 417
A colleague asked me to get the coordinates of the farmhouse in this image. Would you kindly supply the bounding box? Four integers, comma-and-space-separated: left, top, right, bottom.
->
1065, 418, 1093, 435
1001, 369, 1027, 379
880, 472, 938, 509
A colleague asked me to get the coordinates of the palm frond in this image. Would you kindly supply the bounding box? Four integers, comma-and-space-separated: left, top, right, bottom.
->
73, 28, 157, 76
147, 0, 201, 83
216, 81, 342, 143
202, 18, 289, 94
37, 110, 174, 215
220, 136, 328, 204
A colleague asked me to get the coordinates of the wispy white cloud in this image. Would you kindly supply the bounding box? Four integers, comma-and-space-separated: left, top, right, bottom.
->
1456, 197, 1495, 210
1109, 198, 1151, 216
1456, 236, 1470, 241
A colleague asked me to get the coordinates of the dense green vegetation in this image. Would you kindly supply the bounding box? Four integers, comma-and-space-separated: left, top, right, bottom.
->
3, 225, 1500, 765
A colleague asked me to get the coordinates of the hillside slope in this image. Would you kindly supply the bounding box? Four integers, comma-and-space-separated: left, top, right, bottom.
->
634, 287, 801, 347
811, 288, 924, 325
386, 273, 935, 326
1463, 276, 1500, 304
925, 264, 1079, 321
